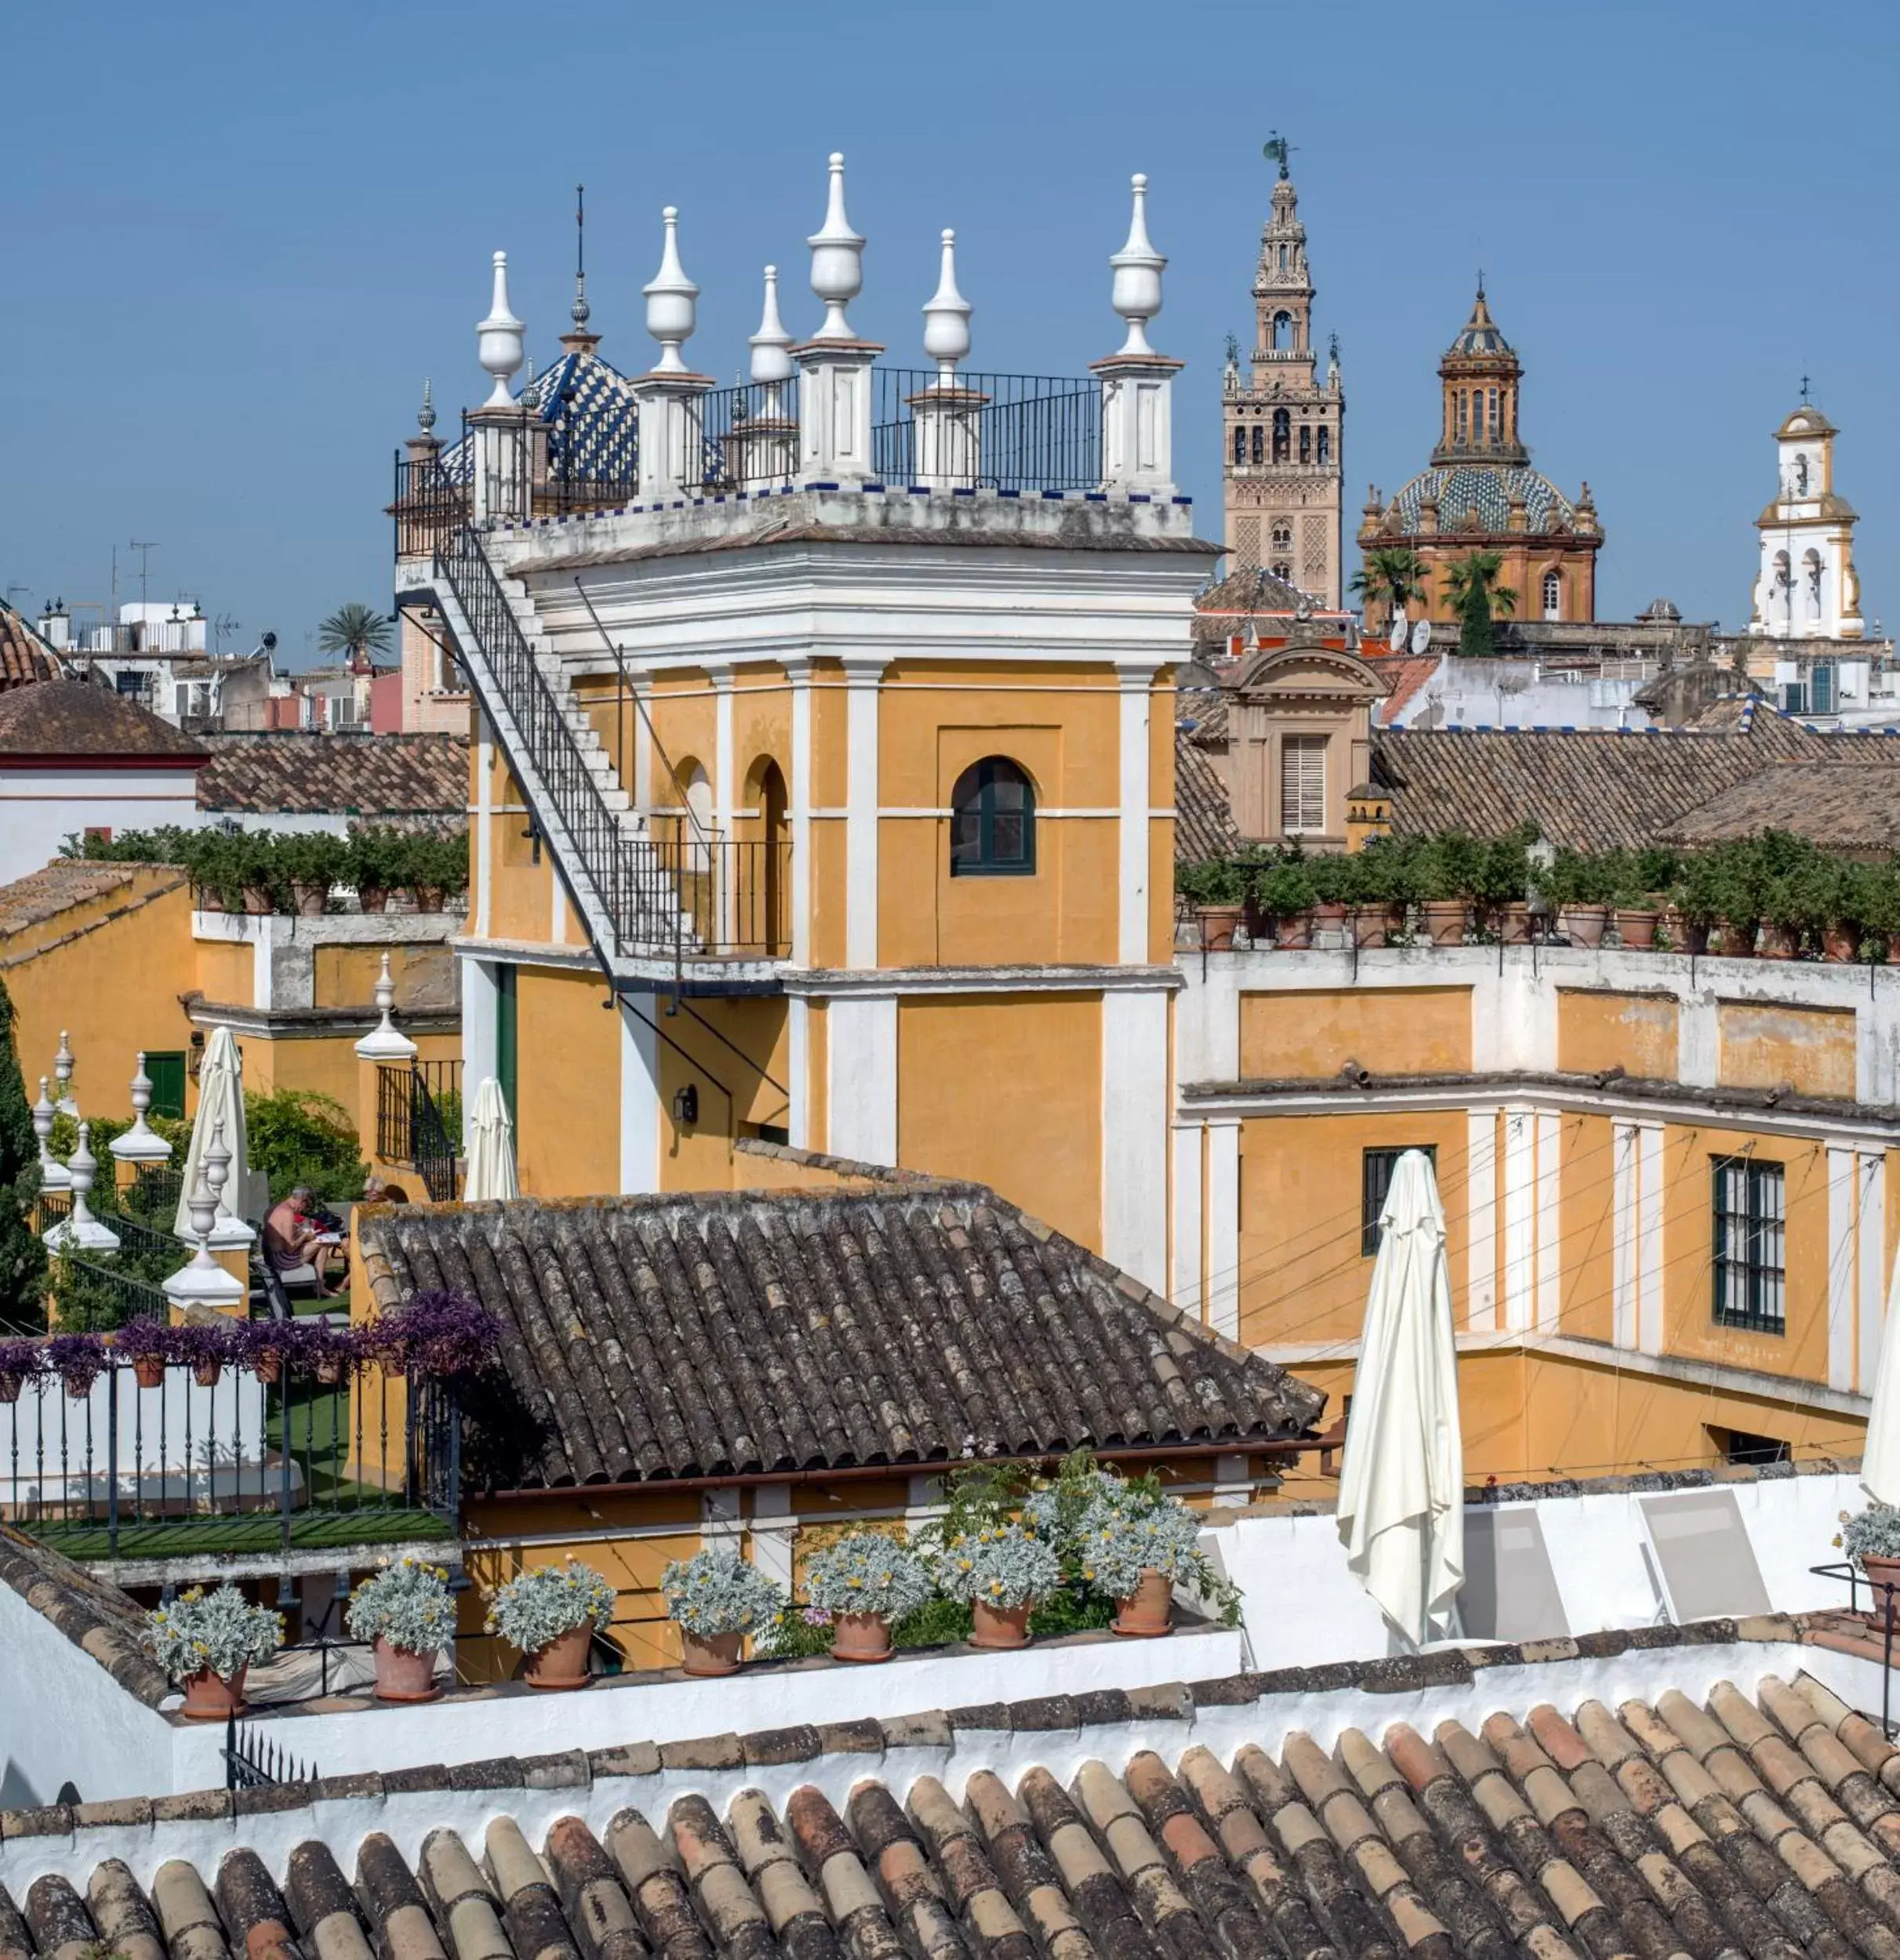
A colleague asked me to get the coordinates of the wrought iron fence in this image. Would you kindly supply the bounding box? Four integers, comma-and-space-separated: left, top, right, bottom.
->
870, 368, 1101, 492
376, 1060, 463, 1202
55, 1254, 170, 1327
699, 376, 802, 492
223, 1715, 319, 1791
0, 1359, 459, 1561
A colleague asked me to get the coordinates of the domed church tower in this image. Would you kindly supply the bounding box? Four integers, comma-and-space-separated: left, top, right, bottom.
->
1748, 396, 1865, 641
1220, 142, 1344, 607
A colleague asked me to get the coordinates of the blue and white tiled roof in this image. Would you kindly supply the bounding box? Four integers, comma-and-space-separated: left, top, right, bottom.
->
1391, 463, 1576, 535
441, 349, 638, 485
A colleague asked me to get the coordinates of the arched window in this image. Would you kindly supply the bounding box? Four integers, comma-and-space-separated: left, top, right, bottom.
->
1541, 569, 1561, 619
1278, 245, 1288, 270
1299, 425, 1311, 463
1250, 424, 1264, 465
1270, 522, 1293, 551
1455, 392, 1467, 444
1272, 408, 1291, 463
950, 757, 1035, 877
1233, 426, 1246, 466
1317, 427, 1331, 465
1273, 311, 1293, 351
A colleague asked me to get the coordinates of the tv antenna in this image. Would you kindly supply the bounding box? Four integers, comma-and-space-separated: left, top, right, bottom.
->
128, 539, 160, 615
213, 613, 241, 656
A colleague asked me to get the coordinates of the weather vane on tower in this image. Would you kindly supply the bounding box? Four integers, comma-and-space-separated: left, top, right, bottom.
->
1262, 132, 1295, 180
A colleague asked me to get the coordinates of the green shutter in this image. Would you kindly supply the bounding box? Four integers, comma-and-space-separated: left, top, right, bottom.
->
145, 1051, 187, 1120
496, 965, 518, 1127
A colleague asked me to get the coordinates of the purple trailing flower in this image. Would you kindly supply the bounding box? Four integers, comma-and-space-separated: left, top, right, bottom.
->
168, 1320, 240, 1371
290, 1318, 362, 1381
0, 1336, 48, 1385
117, 1319, 173, 1364
45, 1333, 107, 1396
372, 1290, 498, 1378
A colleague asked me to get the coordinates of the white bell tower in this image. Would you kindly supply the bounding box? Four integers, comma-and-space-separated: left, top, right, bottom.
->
1749, 394, 1865, 640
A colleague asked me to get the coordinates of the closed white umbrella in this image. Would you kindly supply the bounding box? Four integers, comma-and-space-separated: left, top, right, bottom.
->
462, 1076, 518, 1203
173, 1026, 255, 1245
1862, 1252, 1900, 1503
1335, 1149, 1464, 1647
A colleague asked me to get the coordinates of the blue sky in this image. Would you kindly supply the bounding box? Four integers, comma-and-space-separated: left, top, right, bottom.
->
4, 0, 1893, 661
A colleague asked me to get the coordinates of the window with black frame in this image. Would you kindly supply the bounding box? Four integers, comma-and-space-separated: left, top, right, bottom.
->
1712, 1155, 1785, 1332
949, 757, 1036, 877
1362, 1144, 1437, 1256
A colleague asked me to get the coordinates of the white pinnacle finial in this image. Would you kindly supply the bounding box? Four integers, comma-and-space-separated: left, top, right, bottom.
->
750, 265, 794, 388
31, 1076, 67, 1191
808, 152, 865, 343
643, 206, 699, 376
477, 249, 526, 408
922, 228, 972, 380
355, 951, 419, 1061
1109, 172, 1165, 358
113, 1051, 173, 1165
53, 1029, 74, 1113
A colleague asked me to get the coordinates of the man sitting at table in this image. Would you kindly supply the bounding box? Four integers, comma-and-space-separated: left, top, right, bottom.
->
263, 1185, 344, 1298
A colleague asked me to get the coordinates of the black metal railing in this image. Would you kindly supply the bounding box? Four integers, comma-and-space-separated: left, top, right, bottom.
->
0, 1361, 460, 1561
1811, 1559, 1898, 1737
870, 368, 1101, 492
376, 1060, 463, 1202
699, 376, 802, 492
434, 524, 789, 966
223, 1715, 319, 1791
56, 1254, 171, 1326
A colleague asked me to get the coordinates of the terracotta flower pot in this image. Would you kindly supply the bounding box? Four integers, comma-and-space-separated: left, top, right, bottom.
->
1422, 900, 1467, 947
415, 885, 447, 914
1273, 910, 1314, 950
253, 1351, 282, 1385
1562, 906, 1610, 949
1495, 903, 1531, 946
292, 882, 328, 919
379, 1350, 408, 1380
193, 1363, 222, 1389
358, 884, 387, 915
1863, 1555, 1900, 1629
372, 1636, 441, 1703
1112, 1568, 1174, 1639
1718, 918, 1757, 958
1679, 918, 1711, 956
1615, 908, 1659, 950
1196, 905, 1242, 951
830, 1611, 893, 1663
1352, 906, 1405, 949
677, 1627, 742, 1678
525, 1623, 595, 1690
1758, 922, 1800, 961
0, 1374, 20, 1404
1310, 902, 1348, 938
1822, 924, 1859, 964
197, 888, 226, 915
969, 1599, 1031, 1650
133, 1357, 165, 1390
64, 1373, 98, 1402
180, 1664, 248, 1722
242, 886, 275, 916
315, 1357, 344, 1385
1888, 931, 1900, 966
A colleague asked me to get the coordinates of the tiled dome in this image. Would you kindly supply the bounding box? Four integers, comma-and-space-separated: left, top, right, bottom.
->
1390, 463, 1575, 535
442, 348, 638, 487
1445, 289, 1513, 359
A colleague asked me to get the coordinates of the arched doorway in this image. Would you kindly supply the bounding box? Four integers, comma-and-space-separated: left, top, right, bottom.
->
749, 758, 790, 955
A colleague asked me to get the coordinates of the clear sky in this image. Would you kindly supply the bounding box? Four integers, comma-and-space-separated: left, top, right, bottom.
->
5, 0, 1893, 662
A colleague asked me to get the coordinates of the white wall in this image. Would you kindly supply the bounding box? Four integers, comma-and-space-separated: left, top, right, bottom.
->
0, 770, 200, 885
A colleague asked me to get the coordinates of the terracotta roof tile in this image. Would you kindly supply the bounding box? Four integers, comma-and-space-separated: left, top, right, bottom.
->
0, 861, 186, 938
196, 733, 466, 818
359, 1186, 1323, 1490
0, 679, 205, 760
0, 607, 61, 694
1172, 731, 1241, 863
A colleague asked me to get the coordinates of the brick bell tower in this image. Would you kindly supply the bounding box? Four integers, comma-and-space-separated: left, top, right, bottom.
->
1221, 138, 1344, 607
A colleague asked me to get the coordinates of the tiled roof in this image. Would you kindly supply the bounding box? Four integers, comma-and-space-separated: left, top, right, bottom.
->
0, 679, 205, 760
0, 1526, 170, 1706
1391, 464, 1575, 536
1446, 289, 1514, 358
0, 606, 61, 694
7, 1618, 1898, 1960
1663, 763, 1900, 849
442, 347, 639, 488
197, 733, 467, 817
360, 1177, 1322, 1491
0, 861, 187, 938
1363, 655, 1440, 724
1175, 728, 1242, 862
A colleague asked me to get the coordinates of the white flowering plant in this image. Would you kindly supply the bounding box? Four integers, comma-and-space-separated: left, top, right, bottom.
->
1071, 1494, 1205, 1596
659, 1548, 786, 1635
932, 1523, 1063, 1610
485, 1558, 616, 1653
804, 1532, 935, 1621
1838, 1504, 1900, 1564
345, 1555, 456, 1654
146, 1584, 283, 1683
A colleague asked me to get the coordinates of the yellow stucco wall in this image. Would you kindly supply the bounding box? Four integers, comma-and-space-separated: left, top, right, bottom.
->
1555, 1112, 1615, 1342
657, 996, 791, 1192
1239, 987, 1473, 1080
311, 943, 453, 1012
1557, 989, 1680, 1080
193, 939, 255, 1008
1718, 1001, 1856, 1098
514, 966, 620, 1196
897, 992, 1102, 1247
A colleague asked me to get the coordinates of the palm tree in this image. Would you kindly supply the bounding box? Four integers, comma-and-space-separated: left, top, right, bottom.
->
1442, 551, 1518, 659
316, 603, 395, 666
1349, 547, 1430, 644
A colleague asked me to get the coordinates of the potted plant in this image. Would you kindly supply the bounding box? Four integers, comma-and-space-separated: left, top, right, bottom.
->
306, 1321, 358, 1386
1821, 861, 1869, 964
145, 1584, 283, 1720
1839, 1504, 1900, 1629
1669, 850, 1724, 956
1858, 862, 1900, 964
283, 833, 344, 918
118, 1319, 172, 1390
932, 1523, 1063, 1650
1176, 858, 1245, 950
803, 1531, 935, 1663
1254, 855, 1318, 949
658, 1546, 784, 1676
1073, 1486, 1208, 1638
0, 1337, 45, 1403
1761, 851, 1832, 960
487, 1556, 618, 1690
1417, 833, 1475, 946
346, 1555, 456, 1702
183, 830, 244, 913
1478, 829, 1533, 942
1307, 853, 1349, 939
369, 1290, 497, 1379
1340, 845, 1409, 948
347, 827, 394, 914
236, 833, 283, 916
45, 1332, 104, 1401
1551, 849, 1615, 948
173, 1319, 237, 1389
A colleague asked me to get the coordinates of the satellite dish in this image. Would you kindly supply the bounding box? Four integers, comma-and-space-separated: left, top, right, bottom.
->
1387, 610, 1408, 652
1409, 618, 1433, 656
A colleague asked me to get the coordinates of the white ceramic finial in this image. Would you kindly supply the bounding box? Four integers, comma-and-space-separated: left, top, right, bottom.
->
355, 951, 420, 1062
32, 1076, 68, 1192
159, 1116, 244, 1308
477, 249, 526, 408
643, 206, 699, 376
922, 228, 972, 380
44, 1119, 118, 1252
750, 265, 794, 390
808, 152, 865, 342
418, 377, 436, 435
1109, 172, 1165, 358
53, 1030, 75, 1113
113, 1052, 173, 1165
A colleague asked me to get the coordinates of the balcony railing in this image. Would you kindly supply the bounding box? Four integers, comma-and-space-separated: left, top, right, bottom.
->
0, 1359, 459, 1562
376, 1059, 463, 1201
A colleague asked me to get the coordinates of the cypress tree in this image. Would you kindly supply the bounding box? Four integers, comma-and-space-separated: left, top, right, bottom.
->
0, 975, 47, 1330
